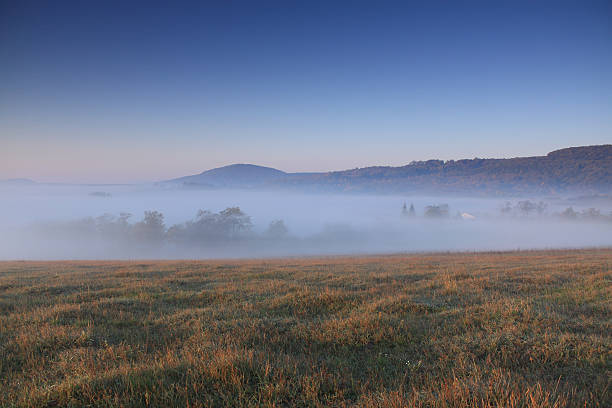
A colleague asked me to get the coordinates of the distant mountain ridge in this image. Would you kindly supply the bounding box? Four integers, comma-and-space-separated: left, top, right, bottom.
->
164, 145, 612, 195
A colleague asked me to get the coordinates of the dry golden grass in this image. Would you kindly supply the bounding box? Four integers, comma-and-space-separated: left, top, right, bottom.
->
0, 249, 610, 407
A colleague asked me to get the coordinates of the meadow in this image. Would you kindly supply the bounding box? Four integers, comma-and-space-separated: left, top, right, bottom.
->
0, 249, 610, 407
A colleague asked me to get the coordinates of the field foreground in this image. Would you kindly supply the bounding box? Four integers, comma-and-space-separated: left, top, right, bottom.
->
0, 250, 610, 407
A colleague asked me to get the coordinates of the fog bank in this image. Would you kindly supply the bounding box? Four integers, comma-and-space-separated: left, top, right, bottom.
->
1, 184, 611, 260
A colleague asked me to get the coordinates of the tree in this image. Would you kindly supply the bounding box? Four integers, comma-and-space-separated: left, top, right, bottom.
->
517, 200, 537, 216
581, 208, 603, 220
500, 202, 513, 215
168, 207, 253, 243
401, 202, 416, 217
133, 211, 165, 243
424, 204, 449, 218
95, 213, 132, 240
536, 201, 548, 216
266, 220, 288, 238
560, 207, 577, 220
219, 207, 252, 236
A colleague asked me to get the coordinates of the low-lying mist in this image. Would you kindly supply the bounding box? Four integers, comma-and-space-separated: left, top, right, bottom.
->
1, 184, 611, 260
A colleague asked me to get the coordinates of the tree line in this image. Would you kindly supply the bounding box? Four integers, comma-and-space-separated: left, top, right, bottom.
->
500, 200, 612, 221
41, 207, 288, 246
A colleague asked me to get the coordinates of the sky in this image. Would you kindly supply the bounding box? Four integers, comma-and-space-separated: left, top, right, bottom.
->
1, 0, 611, 183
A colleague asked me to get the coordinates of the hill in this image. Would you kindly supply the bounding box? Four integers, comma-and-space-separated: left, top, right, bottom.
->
279, 145, 612, 195
166, 164, 287, 188
165, 145, 612, 195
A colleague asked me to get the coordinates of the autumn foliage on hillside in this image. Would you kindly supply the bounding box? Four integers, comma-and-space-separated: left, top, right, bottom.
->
279, 145, 612, 194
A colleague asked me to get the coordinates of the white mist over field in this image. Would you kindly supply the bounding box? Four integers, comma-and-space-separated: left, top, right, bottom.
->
0, 184, 611, 260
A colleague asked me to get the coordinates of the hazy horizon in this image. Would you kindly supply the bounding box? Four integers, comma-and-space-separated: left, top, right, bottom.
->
2, 1, 610, 258
4, 144, 610, 185
1, 183, 610, 260
2, 1, 611, 183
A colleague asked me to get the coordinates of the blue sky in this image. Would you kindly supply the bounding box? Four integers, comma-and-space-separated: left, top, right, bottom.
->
1, 1, 611, 183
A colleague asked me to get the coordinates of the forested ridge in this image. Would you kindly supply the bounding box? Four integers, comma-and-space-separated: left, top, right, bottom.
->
167, 145, 612, 195
276, 145, 612, 194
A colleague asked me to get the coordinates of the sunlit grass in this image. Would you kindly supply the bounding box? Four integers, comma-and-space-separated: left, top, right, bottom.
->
0, 249, 610, 407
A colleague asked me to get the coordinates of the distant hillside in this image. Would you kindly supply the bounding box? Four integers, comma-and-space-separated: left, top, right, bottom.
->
0, 178, 37, 186
277, 145, 612, 195
166, 145, 612, 195
167, 164, 287, 188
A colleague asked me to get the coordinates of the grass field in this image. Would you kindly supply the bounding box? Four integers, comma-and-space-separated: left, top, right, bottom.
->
0, 249, 610, 407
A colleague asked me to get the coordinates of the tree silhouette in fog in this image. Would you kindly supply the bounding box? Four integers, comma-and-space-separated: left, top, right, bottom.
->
424, 204, 449, 218
167, 207, 253, 243
266, 220, 288, 238
133, 211, 165, 243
